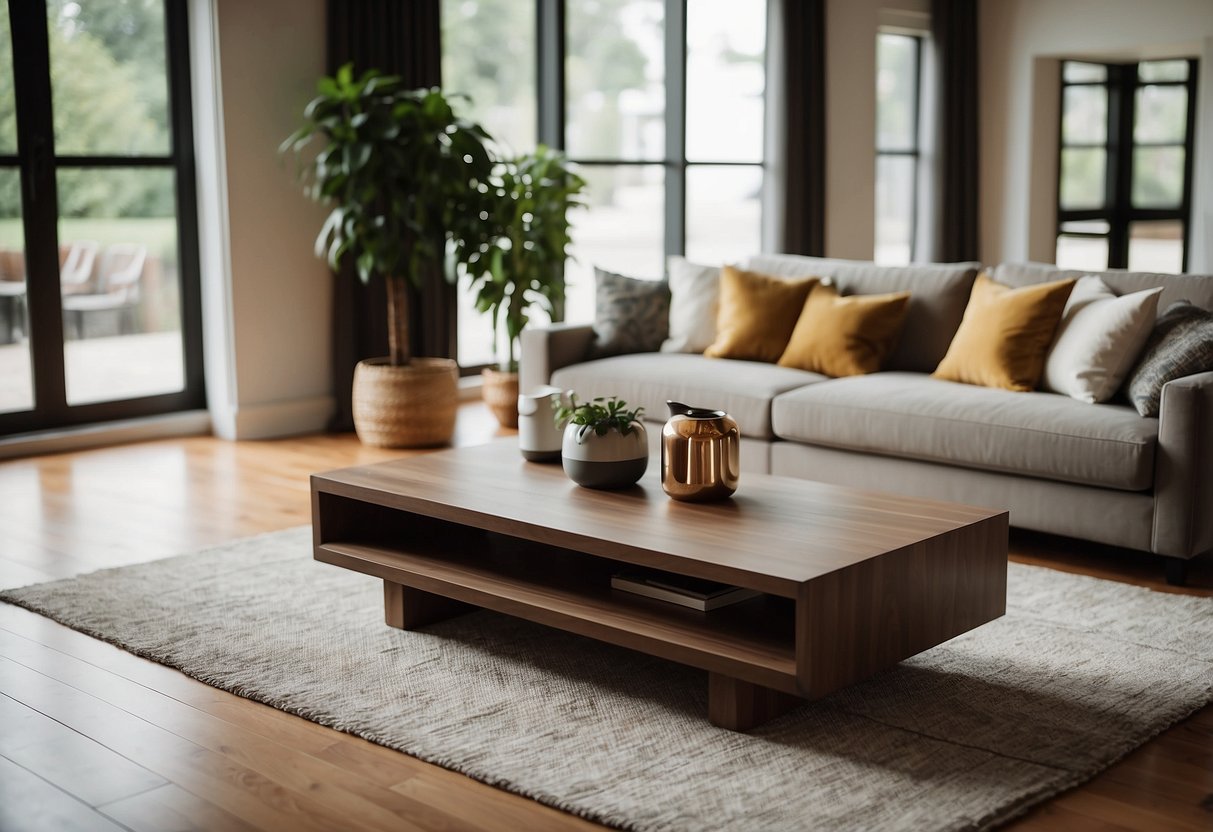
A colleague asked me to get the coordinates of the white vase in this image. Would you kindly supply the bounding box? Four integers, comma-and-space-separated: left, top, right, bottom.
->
518, 385, 567, 462
561, 421, 649, 489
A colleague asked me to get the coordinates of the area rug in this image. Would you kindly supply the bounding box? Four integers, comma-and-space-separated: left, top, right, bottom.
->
3, 528, 1211, 831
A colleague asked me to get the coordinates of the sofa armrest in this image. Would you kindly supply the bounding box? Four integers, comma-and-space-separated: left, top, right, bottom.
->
519, 323, 596, 393
1152, 370, 1213, 557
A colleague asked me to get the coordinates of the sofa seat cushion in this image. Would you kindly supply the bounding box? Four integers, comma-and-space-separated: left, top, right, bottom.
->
771, 373, 1157, 490
551, 354, 828, 440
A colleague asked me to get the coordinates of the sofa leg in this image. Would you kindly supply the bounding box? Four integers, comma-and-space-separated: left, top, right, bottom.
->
1164, 557, 1189, 587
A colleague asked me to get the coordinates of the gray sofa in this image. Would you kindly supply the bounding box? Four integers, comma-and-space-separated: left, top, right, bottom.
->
520, 255, 1213, 583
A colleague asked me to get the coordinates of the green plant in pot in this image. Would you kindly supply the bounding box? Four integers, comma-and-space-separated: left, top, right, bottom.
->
282, 65, 496, 447
553, 394, 648, 489
468, 146, 587, 428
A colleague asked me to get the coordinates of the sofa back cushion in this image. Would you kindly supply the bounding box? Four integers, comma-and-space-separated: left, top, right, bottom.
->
991, 261, 1213, 312
745, 254, 980, 372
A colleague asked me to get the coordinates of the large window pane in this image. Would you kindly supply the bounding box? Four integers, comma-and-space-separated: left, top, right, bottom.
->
47, 0, 170, 156
566, 0, 664, 160
686, 0, 766, 163
1062, 85, 1106, 145
1056, 235, 1108, 271
875, 155, 915, 266
876, 34, 918, 151
441, 0, 536, 153
1063, 62, 1106, 83
686, 165, 761, 265
0, 168, 31, 414
1128, 220, 1183, 274
456, 271, 497, 369
1134, 85, 1187, 144
0, 1, 17, 155
564, 165, 663, 325
1059, 219, 1110, 235
1059, 147, 1106, 210
58, 168, 183, 405
1132, 146, 1185, 208
1139, 60, 1188, 83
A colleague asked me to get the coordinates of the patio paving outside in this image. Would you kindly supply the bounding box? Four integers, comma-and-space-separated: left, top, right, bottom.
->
0, 331, 185, 414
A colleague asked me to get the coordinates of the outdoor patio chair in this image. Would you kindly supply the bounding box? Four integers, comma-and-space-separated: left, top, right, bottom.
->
62, 243, 147, 339
59, 240, 100, 296
0, 247, 26, 344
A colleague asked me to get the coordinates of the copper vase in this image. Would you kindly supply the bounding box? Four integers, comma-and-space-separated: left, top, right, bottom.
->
660, 401, 740, 501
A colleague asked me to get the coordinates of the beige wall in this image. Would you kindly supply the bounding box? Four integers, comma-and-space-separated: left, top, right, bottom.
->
979, 0, 1213, 271
196, 0, 333, 439
823, 0, 930, 260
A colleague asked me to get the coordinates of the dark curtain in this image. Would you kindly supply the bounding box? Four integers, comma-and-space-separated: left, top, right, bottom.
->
932, 0, 980, 262
781, 0, 826, 256
326, 0, 452, 432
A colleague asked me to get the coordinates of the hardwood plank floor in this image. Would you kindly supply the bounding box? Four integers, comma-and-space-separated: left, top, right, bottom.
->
0, 403, 1209, 831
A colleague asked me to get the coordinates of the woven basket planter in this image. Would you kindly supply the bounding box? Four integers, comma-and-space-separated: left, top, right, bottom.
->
481, 368, 520, 428
352, 357, 458, 448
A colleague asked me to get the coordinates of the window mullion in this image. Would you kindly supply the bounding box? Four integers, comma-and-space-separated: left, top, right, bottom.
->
664, 0, 686, 260
8, 0, 68, 415
537, 0, 565, 150
1179, 58, 1197, 271
1107, 64, 1134, 268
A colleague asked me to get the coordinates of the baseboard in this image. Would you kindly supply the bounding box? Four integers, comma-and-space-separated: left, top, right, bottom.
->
226, 395, 335, 441
0, 410, 213, 460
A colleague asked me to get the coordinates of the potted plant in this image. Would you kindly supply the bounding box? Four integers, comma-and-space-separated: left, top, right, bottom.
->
282, 65, 497, 447
469, 146, 587, 428
553, 394, 647, 489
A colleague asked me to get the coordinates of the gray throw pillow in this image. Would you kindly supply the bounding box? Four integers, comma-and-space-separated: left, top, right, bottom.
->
588, 267, 671, 358
1124, 301, 1213, 417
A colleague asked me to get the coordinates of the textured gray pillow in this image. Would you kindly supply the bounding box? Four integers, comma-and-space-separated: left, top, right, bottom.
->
588, 267, 670, 358
1125, 301, 1213, 417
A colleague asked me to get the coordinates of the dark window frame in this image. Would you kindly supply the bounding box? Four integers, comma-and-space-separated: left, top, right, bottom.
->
454, 0, 767, 375
874, 31, 923, 264
0, 0, 204, 436
1056, 58, 1198, 272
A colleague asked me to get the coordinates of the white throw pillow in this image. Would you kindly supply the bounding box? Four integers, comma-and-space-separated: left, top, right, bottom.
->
1041, 276, 1163, 403
660, 256, 721, 353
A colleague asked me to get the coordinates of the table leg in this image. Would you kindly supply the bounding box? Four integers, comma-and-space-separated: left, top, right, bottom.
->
707, 672, 802, 731
383, 580, 473, 629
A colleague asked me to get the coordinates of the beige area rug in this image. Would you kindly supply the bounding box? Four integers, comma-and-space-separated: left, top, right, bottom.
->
3, 527, 1211, 831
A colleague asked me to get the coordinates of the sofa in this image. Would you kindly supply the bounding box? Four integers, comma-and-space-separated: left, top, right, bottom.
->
520, 255, 1213, 584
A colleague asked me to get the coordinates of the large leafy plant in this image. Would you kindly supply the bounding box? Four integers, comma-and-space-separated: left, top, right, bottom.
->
468, 146, 586, 372
282, 64, 496, 366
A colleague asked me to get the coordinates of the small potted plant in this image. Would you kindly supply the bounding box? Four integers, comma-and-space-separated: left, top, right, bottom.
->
469, 146, 587, 428
553, 394, 648, 489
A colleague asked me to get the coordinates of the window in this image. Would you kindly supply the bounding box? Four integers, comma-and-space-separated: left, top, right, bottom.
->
442, 0, 767, 370
0, 0, 202, 433
874, 32, 921, 266
1056, 58, 1196, 273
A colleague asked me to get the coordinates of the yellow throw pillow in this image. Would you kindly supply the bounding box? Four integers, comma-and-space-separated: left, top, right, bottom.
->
932, 274, 1077, 391
703, 266, 817, 362
777, 284, 911, 376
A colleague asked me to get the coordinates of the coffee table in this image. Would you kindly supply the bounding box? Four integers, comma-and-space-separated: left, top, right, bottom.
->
311, 439, 1008, 731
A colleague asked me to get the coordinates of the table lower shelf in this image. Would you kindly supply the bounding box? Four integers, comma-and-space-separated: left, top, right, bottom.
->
316, 540, 800, 694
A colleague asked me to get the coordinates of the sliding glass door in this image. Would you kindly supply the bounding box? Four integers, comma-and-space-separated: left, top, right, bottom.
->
0, 0, 202, 435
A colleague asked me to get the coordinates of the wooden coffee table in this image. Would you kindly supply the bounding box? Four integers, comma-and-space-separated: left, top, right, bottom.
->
312, 439, 1008, 731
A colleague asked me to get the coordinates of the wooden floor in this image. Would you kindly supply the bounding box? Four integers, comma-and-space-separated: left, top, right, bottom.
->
0, 403, 1209, 831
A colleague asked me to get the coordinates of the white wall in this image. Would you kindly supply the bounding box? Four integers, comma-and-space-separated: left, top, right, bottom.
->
979, 0, 1213, 271
192, 0, 334, 440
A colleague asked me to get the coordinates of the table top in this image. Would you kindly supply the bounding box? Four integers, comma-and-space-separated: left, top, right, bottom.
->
312, 438, 1006, 594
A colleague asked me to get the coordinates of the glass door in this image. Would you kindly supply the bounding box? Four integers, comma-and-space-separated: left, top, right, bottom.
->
0, 0, 202, 434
